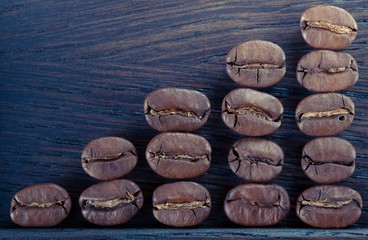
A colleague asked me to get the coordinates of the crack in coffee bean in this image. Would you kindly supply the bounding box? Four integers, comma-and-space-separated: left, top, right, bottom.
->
13, 198, 67, 210
150, 152, 209, 163
298, 108, 352, 122
230, 148, 282, 176
299, 66, 348, 74
149, 108, 203, 120
82, 150, 136, 163
305, 21, 356, 34
227, 62, 284, 69
153, 199, 210, 211
301, 199, 353, 208
225, 103, 273, 121
227, 195, 285, 211
302, 153, 354, 173
83, 191, 140, 210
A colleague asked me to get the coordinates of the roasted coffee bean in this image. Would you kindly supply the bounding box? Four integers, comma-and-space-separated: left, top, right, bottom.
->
224, 183, 290, 226
296, 185, 362, 228
222, 88, 283, 136
144, 88, 211, 132
152, 181, 211, 227
300, 5, 357, 49
79, 179, 143, 226
10, 183, 71, 227
146, 132, 211, 179
302, 137, 355, 184
297, 50, 359, 92
81, 137, 137, 180
295, 93, 354, 136
226, 40, 286, 87
228, 138, 283, 182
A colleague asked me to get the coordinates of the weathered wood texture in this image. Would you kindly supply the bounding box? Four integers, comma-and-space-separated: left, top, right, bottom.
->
0, 0, 367, 237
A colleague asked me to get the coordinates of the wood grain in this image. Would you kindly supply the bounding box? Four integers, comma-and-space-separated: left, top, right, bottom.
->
0, 0, 367, 236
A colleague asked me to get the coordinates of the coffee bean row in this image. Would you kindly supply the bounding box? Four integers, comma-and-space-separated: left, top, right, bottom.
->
223, 38, 291, 226
295, 5, 362, 228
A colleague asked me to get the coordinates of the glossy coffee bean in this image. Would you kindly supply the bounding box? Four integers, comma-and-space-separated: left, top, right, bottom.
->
224, 183, 290, 226
144, 88, 211, 132
222, 88, 283, 136
302, 137, 355, 184
296, 185, 362, 228
300, 5, 357, 49
228, 138, 283, 182
79, 179, 143, 226
146, 132, 211, 179
295, 93, 354, 136
152, 181, 211, 227
10, 183, 71, 227
226, 40, 286, 87
81, 137, 137, 180
297, 50, 358, 92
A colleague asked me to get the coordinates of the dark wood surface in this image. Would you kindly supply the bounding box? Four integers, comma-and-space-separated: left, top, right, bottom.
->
1, 0, 367, 238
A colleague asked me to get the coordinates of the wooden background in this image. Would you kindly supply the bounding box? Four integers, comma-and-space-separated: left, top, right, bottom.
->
0, 0, 367, 238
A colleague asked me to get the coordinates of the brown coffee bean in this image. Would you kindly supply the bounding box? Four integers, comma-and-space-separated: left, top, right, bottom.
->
144, 88, 211, 132
300, 5, 358, 49
297, 50, 359, 92
296, 185, 362, 228
79, 179, 143, 226
146, 132, 211, 179
81, 137, 137, 181
222, 88, 283, 136
228, 138, 283, 182
224, 183, 290, 226
295, 93, 354, 136
226, 40, 286, 87
302, 137, 355, 184
152, 181, 211, 227
10, 183, 71, 227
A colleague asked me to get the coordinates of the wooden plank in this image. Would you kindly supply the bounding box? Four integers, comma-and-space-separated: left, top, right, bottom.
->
0, 0, 367, 235
0, 228, 368, 239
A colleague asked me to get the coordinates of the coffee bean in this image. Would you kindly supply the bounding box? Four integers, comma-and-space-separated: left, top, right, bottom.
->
302, 137, 355, 184
146, 132, 211, 179
152, 181, 211, 227
81, 137, 137, 180
226, 40, 286, 87
222, 88, 283, 136
224, 183, 289, 226
10, 183, 71, 227
300, 5, 357, 49
144, 88, 211, 132
79, 179, 143, 226
297, 50, 359, 92
295, 93, 354, 136
296, 185, 362, 228
228, 138, 283, 182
